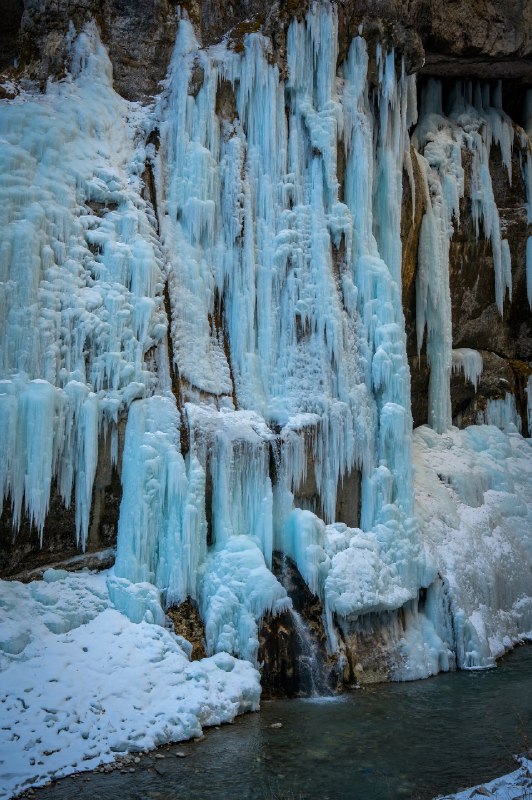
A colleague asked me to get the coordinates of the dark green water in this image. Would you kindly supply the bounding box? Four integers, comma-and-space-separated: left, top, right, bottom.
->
36, 646, 532, 800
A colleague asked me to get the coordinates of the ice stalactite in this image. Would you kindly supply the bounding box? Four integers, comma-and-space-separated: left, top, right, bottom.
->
451, 349, 484, 389
0, 23, 166, 546
188, 406, 291, 661
413, 79, 515, 433
148, 5, 430, 662
157, 10, 371, 523
110, 395, 203, 617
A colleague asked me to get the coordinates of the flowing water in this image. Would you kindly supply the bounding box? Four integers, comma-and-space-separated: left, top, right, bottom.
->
34, 646, 532, 800
288, 608, 332, 697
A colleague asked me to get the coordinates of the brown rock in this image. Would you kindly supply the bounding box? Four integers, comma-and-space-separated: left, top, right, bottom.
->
0, 428, 123, 579
166, 598, 207, 660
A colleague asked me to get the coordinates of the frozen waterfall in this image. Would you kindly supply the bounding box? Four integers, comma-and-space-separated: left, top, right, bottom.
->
1, 3, 531, 687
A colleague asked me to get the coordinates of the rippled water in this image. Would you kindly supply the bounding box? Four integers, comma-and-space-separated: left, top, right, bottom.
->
35, 645, 532, 800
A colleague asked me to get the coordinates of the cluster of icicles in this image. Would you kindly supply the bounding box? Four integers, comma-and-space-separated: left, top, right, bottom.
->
1, 4, 531, 672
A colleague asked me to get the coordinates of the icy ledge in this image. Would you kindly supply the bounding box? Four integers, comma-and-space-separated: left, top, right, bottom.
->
0, 569, 260, 800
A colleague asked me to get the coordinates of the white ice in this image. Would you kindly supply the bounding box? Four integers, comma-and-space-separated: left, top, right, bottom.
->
415, 425, 532, 668
0, 569, 260, 800
436, 757, 532, 800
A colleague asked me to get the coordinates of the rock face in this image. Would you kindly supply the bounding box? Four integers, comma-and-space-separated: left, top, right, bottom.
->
167, 599, 207, 660
258, 554, 340, 697
406, 125, 532, 432
5, 1, 532, 100
17, 0, 181, 100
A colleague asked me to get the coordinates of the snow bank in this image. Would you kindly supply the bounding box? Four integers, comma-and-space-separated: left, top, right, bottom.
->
0, 569, 260, 799
437, 757, 532, 800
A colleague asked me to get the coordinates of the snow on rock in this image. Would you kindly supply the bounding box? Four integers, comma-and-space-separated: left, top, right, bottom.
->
414, 425, 532, 669
437, 757, 532, 800
0, 569, 260, 800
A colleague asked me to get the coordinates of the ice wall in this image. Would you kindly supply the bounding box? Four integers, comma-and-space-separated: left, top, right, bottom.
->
0, 23, 166, 545
2, 5, 531, 685
413, 80, 515, 433
131, 5, 429, 661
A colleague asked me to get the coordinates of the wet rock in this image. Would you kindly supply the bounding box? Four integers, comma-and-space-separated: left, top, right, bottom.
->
166, 599, 207, 660
258, 553, 340, 697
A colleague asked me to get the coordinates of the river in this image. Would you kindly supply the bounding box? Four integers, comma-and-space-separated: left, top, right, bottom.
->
33, 645, 532, 800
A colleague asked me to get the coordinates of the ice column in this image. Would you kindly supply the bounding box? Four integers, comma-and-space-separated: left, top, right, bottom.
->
0, 23, 165, 546
342, 37, 416, 524
413, 80, 514, 433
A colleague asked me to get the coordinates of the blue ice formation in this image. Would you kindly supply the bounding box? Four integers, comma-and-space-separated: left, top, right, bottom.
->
1, 4, 531, 681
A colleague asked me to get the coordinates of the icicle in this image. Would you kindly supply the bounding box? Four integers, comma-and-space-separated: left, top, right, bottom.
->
479, 393, 522, 433
0, 22, 165, 542
112, 394, 206, 611
451, 349, 483, 389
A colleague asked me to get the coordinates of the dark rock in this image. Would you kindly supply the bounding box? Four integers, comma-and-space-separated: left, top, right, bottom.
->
0, 0, 24, 68
450, 143, 531, 361
0, 430, 122, 579
19, 0, 181, 101
258, 553, 340, 697
166, 598, 207, 660
9, 0, 532, 105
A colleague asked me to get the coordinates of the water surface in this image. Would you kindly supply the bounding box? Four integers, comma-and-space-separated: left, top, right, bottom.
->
35, 645, 532, 800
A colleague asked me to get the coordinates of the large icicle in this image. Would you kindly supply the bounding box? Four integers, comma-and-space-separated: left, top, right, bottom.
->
0, 23, 165, 546
413, 79, 515, 433
111, 394, 206, 614
151, 6, 429, 654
